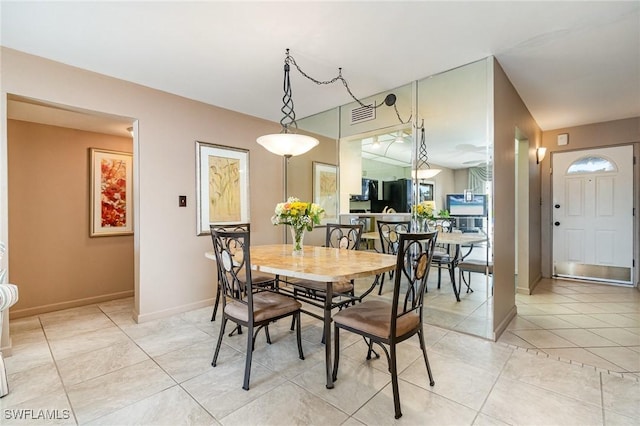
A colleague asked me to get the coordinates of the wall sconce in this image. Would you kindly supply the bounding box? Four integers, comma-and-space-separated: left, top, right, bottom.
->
536, 147, 547, 164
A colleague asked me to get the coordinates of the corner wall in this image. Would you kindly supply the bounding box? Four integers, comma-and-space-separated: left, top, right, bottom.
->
492, 58, 543, 337
7, 120, 134, 316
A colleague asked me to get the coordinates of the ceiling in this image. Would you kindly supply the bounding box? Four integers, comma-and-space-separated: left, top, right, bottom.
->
2, 2, 638, 140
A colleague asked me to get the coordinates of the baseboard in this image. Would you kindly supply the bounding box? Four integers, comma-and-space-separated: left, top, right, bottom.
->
9, 290, 135, 319
134, 298, 214, 324
0, 338, 13, 357
493, 305, 517, 341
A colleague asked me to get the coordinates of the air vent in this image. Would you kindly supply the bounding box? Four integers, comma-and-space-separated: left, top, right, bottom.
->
350, 104, 375, 124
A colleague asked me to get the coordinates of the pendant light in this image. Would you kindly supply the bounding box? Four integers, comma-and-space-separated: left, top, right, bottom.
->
258, 49, 403, 157
412, 123, 441, 179
257, 50, 319, 157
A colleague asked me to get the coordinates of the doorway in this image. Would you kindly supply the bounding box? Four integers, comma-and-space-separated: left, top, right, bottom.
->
6, 95, 136, 317
552, 146, 634, 285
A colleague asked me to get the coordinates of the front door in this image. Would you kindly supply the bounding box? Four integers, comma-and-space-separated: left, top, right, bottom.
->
552, 145, 634, 285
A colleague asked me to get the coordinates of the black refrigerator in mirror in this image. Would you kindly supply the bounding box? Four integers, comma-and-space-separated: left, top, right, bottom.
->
382, 179, 412, 213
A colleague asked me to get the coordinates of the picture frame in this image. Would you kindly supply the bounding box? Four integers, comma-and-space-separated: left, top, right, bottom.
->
196, 141, 250, 235
312, 161, 338, 224
419, 182, 434, 202
89, 148, 133, 237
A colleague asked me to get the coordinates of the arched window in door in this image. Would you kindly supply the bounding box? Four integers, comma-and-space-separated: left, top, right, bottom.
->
566, 156, 617, 174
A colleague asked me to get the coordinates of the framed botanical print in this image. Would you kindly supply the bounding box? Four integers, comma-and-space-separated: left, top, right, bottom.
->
312, 161, 338, 224
196, 141, 250, 235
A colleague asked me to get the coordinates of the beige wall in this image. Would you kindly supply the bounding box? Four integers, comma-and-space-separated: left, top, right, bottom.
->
1, 47, 285, 322
492, 59, 543, 336
540, 118, 640, 281
8, 120, 133, 316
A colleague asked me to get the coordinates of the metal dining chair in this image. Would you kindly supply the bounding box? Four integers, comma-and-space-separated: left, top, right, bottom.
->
210, 229, 304, 390
332, 231, 437, 419
209, 224, 276, 322
289, 223, 363, 339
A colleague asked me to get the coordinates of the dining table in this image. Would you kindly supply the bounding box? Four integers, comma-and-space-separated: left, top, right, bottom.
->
205, 244, 396, 389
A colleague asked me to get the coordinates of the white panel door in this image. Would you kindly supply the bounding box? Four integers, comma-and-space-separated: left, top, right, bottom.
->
552, 146, 634, 284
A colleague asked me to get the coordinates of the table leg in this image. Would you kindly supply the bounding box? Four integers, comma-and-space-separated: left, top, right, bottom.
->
324, 282, 334, 389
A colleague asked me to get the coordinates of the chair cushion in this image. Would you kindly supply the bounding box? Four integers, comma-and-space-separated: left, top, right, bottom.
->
458, 260, 493, 274
291, 278, 354, 294
431, 252, 451, 263
238, 270, 276, 287
224, 291, 301, 323
333, 300, 420, 339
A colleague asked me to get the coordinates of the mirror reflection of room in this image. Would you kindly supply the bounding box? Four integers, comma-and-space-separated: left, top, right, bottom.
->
296, 58, 495, 340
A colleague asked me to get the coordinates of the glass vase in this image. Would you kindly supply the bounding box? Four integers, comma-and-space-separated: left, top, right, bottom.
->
290, 226, 305, 256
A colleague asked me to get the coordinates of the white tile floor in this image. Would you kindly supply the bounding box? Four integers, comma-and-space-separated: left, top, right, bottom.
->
2, 278, 639, 425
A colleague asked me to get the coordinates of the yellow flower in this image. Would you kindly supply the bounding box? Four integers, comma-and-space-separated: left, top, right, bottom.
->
271, 196, 325, 231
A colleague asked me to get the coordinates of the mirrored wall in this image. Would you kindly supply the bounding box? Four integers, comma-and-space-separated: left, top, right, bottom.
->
294, 58, 494, 339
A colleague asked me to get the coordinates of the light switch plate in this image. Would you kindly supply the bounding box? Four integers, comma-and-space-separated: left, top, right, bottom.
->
179, 196, 187, 207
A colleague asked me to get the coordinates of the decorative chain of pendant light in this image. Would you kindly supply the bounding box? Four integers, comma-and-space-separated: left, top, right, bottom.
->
284, 49, 410, 124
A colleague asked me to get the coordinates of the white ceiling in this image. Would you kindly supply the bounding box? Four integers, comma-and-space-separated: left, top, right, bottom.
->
2, 1, 638, 139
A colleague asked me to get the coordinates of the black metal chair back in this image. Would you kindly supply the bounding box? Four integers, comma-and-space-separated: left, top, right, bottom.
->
325, 223, 363, 250
211, 229, 252, 314
375, 220, 410, 294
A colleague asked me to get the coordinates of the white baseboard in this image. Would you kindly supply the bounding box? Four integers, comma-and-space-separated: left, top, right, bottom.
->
134, 298, 214, 323
10, 290, 135, 319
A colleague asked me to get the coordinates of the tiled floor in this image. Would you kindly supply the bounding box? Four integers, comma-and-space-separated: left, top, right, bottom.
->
2, 278, 639, 425
500, 278, 640, 375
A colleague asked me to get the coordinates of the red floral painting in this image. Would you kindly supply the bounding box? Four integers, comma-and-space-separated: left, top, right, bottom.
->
90, 148, 133, 237
100, 158, 127, 227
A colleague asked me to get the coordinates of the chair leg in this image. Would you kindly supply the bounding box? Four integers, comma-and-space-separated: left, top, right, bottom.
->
211, 281, 221, 321
332, 324, 340, 381
243, 325, 254, 391
212, 317, 228, 367
449, 265, 460, 302
437, 265, 442, 289
377, 272, 386, 295
417, 328, 435, 387
295, 312, 304, 360
389, 343, 402, 419
264, 325, 272, 344
289, 315, 296, 331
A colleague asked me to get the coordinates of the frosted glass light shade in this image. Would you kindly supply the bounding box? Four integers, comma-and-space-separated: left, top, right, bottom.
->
257, 133, 319, 157
412, 168, 441, 179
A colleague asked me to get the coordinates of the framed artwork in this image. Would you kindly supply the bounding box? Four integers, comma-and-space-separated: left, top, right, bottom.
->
196, 141, 250, 235
89, 148, 133, 237
419, 183, 434, 202
312, 161, 338, 224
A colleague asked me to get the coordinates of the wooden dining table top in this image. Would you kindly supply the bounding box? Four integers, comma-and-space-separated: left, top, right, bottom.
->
205, 244, 397, 282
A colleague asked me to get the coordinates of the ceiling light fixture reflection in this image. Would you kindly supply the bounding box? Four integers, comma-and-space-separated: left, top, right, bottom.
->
412, 122, 441, 180
394, 131, 404, 144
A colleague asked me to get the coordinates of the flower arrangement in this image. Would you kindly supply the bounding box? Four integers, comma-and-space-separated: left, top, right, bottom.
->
412, 201, 435, 220
272, 197, 325, 253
